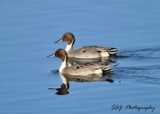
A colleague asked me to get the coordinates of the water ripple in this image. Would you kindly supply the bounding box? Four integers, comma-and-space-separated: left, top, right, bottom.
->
114, 65, 160, 86
119, 47, 160, 60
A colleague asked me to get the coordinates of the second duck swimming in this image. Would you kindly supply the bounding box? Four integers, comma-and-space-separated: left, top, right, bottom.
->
54, 32, 118, 59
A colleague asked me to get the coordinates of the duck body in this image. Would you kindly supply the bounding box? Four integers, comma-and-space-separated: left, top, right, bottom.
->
54, 32, 118, 59
48, 49, 112, 76
62, 64, 103, 76
68, 45, 117, 58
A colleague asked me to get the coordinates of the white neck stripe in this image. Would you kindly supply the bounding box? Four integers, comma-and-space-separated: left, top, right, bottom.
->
59, 57, 67, 73
65, 40, 74, 53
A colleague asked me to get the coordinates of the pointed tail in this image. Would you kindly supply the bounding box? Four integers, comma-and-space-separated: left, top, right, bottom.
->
108, 48, 118, 55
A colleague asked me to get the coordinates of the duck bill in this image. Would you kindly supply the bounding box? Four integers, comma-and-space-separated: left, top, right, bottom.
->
47, 53, 55, 58
54, 38, 63, 43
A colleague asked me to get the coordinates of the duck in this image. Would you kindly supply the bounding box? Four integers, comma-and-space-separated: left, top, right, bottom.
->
48, 49, 112, 76
54, 32, 118, 59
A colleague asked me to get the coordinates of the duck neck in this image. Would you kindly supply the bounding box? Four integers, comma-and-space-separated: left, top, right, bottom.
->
65, 40, 74, 53
59, 57, 68, 73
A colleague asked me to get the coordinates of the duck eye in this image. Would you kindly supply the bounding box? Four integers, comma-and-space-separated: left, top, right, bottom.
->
63, 35, 67, 38
62, 35, 68, 41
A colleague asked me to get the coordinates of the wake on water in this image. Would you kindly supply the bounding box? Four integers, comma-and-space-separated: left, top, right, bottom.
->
114, 46, 160, 85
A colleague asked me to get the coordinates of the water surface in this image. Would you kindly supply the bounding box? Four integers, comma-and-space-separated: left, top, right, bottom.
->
0, 0, 160, 114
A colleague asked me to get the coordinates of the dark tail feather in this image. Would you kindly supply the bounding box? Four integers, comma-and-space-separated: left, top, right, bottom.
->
108, 48, 118, 55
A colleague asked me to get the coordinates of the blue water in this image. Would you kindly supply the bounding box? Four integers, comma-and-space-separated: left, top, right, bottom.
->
0, 0, 160, 114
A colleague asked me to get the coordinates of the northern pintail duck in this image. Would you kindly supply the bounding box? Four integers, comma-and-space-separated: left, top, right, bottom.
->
48, 49, 112, 76
54, 32, 118, 59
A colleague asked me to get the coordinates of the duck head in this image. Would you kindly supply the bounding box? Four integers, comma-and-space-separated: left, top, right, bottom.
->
54, 32, 75, 53
55, 32, 75, 45
47, 49, 68, 62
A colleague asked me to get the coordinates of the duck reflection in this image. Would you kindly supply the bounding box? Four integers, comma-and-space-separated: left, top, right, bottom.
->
48, 72, 69, 95
49, 73, 114, 95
